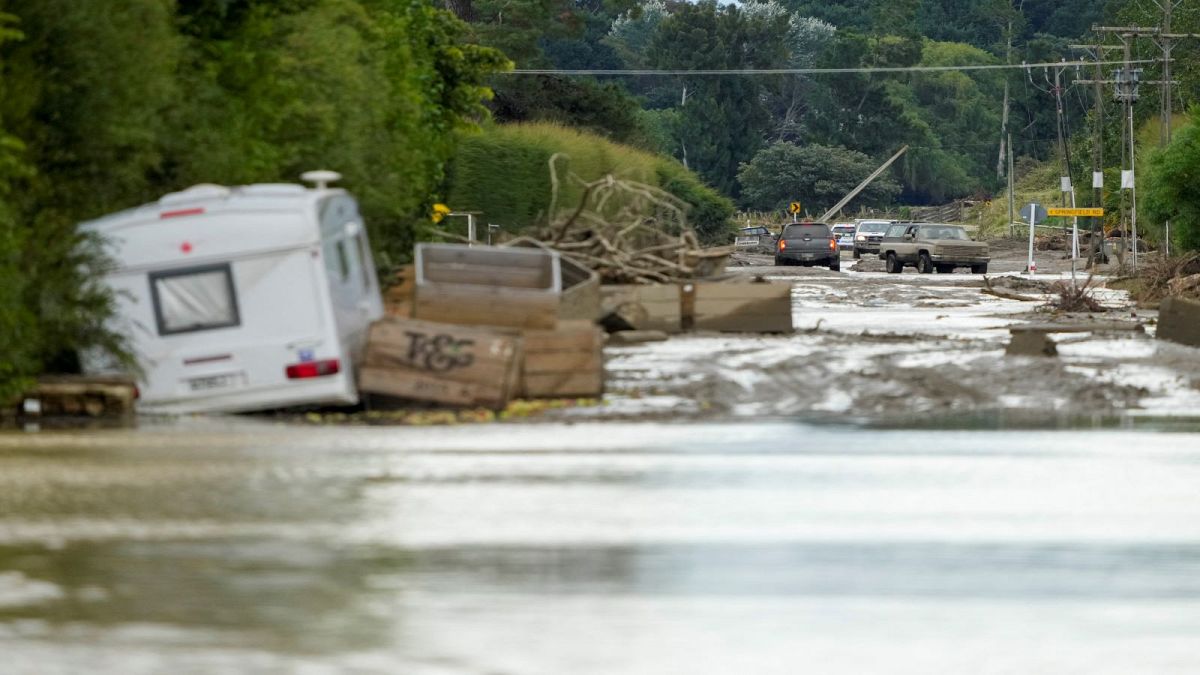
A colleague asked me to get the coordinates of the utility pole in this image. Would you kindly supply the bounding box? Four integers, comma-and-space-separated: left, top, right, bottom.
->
1026, 60, 1078, 253
1007, 132, 1015, 238
1071, 43, 1120, 266
1092, 19, 1198, 264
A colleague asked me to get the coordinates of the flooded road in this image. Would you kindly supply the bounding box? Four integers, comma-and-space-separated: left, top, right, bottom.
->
3, 419, 1200, 673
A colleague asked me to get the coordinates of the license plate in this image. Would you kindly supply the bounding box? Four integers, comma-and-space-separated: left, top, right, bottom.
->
188, 373, 243, 392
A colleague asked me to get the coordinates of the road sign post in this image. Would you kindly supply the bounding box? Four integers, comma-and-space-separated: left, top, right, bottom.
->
789, 201, 802, 224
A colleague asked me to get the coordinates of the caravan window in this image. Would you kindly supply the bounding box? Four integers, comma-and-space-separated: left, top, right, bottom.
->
149, 263, 240, 336
356, 233, 372, 289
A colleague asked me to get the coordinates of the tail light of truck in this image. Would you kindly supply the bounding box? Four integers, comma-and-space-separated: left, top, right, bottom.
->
829, 238, 837, 250
778, 240, 786, 250
286, 358, 340, 379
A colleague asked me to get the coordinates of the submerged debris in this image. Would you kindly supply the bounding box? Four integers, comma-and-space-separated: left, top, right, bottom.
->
1136, 253, 1200, 302
1043, 276, 1107, 313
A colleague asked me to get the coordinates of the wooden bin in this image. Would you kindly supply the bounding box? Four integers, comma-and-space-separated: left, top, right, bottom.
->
413, 244, 561, 330
519, 320, 605, 399
690, 281, 793, 333
505, 239, 602, 321
358, 317, 522, 408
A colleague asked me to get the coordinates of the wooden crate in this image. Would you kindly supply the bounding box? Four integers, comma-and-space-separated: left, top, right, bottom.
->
359, 317, 522, 408
503, 238, 602, 321
413, 244, 560, 330
414, 285, 559, 330
383, 265, 415, 318
690, 282, 793, 333
519, 320, 604, 399
600, 284, 682, 333
22, 376, 137, 419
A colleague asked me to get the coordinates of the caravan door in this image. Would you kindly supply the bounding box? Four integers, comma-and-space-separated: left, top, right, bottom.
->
320, 196, 382, 361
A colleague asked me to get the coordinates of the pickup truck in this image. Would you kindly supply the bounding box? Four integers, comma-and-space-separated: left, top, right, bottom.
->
879, 223, 989, 274
775, 222, 840, 271
852, 219, 895, 259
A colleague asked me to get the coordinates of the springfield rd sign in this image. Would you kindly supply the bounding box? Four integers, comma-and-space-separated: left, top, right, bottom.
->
789, 201, 803, 215
1047, 207, 1104, 217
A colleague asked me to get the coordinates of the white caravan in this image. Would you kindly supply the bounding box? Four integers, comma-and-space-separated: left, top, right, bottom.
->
80, 171, 384, 413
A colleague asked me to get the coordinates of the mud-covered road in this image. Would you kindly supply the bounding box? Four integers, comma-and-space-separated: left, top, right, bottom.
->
3, 240, 1200, 674
593, 248, 1200, 423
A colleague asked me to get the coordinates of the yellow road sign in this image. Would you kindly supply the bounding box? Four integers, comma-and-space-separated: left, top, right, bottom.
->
1047, 207, 1104, 217
431, 203, 451, 223
788, 201, 802, 214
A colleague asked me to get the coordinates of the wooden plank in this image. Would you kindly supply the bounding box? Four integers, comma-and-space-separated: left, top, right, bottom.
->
359, 367, 505, 407
521, 321, 602, 351
524, 350, 602, 374
559, 275, 601, 320
692, 282, 792, 300
522, 372, 604, 398
414, 286, 559, 330
424, 263, 551, 289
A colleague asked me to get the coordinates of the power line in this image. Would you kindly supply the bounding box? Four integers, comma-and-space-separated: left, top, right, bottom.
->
505, 60, 1155, 76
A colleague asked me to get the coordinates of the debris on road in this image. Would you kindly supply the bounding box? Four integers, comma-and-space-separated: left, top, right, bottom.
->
370, 244, 605, 407
1043, 276, 1108, 313
518, 320, 605, 399
1158, 296, 1200, 348
412, 243, 560, 329
508, 155, 733, 284
359, 317, 522, 408
7, 376, 137, 425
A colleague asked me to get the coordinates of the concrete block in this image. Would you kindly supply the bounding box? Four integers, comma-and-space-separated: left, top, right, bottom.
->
1158, 296, 1200, 348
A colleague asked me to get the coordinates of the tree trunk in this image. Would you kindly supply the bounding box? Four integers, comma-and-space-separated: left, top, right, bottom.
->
443, 0, 473, 22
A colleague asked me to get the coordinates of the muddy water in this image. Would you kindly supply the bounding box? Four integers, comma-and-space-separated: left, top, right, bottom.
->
2, 419, 1200, 674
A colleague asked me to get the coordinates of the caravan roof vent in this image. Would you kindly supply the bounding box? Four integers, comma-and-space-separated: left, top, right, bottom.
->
160, 184, 231, 206
300, 170, 342, 190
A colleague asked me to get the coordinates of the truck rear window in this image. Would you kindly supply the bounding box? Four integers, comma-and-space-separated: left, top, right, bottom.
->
149, 263, 241, 336
783, 224, 831, 237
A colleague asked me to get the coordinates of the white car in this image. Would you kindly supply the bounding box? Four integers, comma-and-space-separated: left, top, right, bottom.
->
831, 223, 856, 250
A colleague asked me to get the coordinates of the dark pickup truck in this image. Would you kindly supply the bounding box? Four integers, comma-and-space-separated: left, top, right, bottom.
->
774, 222, 840, 271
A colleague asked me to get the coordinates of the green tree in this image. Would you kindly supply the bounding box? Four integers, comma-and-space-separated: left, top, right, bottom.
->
0, 10, 36, 401
167, 0, 509, 256
737, 141, 901, 214
0, 0, 177, 373
1143, 112, 1200, 251
647, 0, 791, 196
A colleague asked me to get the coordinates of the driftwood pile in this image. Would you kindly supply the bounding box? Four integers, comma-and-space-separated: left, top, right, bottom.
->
514, 154, 731, 284
1137, 252, 1200, 301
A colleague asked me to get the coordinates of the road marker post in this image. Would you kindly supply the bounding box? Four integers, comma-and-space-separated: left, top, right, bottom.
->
1021, 203, 1047, 275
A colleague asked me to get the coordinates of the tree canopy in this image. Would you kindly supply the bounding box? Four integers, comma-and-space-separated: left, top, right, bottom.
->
0, 0, 509, 395
737, 141, 901, 215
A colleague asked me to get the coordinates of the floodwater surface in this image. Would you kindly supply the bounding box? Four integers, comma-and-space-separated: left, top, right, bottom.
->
2, 419, 1200, 674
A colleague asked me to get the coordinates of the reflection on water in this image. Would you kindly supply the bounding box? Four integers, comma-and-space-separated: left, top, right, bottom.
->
2, 421, 1200, 673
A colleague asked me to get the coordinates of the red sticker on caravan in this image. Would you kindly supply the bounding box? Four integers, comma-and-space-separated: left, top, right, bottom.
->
160, 207, 205, 219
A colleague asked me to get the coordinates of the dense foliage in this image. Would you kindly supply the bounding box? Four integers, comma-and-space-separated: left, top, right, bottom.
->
1144, 112, 1200, 252
0, 0, 508, 396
